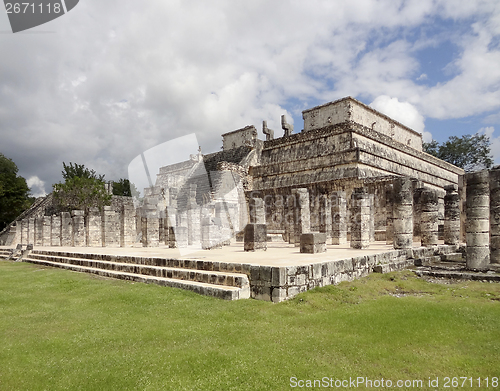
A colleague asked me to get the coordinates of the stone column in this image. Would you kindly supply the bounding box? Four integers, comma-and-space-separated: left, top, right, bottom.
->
444, 184, 460, 245
61, 212, 72, 247
249, 196, 266, 224
102, 206, 120, 247
142, 215, 160, 247
393, 177, 413, 249
28, 218, 35, 245
385, 185, 394, 245
489, 169, 500, 264
413, 187, 424, 243
34, 218, 44, 246
465, 170, 490, 269
120, 203, 136, 247
369, 194, 375, 242
173, 226, 188, 248
331, 191, 347, 245
319, 194, 332, 243
216, 201, 231, 246
244, 223, 267, 251
291, 188, 311, 246
420, 188, 439, 247
51, 215, 61, 246
21, 219, 28, 244
284, 193, 296, 244
72, 210, 86, 247
187, 184, 201, 247
43, 216, 51, 246
350, 188, 370, 249
86, 208, 102, 247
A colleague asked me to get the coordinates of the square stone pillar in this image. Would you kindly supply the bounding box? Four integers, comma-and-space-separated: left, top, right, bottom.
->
120, 203, 136, 247
291, 188, 310, 247
244, 223, 267, 251
331, 191, 347, 245
51, 215, 61, 246
173, 226, 188, 248
215, 201, 232, 246
72, 210, 86, 247
201, 224, 222, 250
61, 212, 72, 247
369, 194, 375, 242
300, 232, 326, 253
319, 195, 332, 242
21, 219, 28, 245
102, 206, 120, 247
465, 170, 490, 269
28, 218, 35, 245
385, 184, 394, 245
34, 218, 43, 246
393, 177, 413, 249
43, 216, 51, 246
249, 196, 266, 224
142, 215, 160, 247
350, 188, 370, 249
86, 208, 102, 247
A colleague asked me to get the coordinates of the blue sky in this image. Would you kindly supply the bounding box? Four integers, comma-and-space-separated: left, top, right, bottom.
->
1, 0, 500, 196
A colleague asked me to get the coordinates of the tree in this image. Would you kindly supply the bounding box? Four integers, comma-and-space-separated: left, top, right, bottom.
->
112, 178, 139, 198
52, 162, 111, 212
423, 134, 494, 172
0, 153, 33, 230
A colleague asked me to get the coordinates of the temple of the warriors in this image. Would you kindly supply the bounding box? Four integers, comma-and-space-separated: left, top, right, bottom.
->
2, 96, 500, 301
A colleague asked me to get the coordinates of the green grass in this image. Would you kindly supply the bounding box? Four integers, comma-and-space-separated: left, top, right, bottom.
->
0, 260, 499, 390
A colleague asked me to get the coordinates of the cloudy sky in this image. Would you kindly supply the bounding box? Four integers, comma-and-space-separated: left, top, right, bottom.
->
1, 0, 500, 197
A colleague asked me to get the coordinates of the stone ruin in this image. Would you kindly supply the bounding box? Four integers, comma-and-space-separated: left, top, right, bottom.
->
1, 96, 499, 300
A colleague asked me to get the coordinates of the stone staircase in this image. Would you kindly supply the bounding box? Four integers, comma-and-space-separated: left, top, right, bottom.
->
17, 250, 250, 300
413, 245, 500, 282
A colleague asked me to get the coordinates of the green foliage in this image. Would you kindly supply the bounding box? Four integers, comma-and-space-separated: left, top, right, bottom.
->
112, 178, 139, 198
423, 134, 494, 172
52, 162, 111, 212
62, 162, 105, 182
0, 153, 33, 230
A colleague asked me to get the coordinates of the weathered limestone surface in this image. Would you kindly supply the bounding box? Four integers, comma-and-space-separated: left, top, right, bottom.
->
34, 218, 43, 246
331, 191, 347, 245
102, 206, 120, 248
350, 188, 370, 249
72, 210, 85, 247
291, 188, 311, 246
444, 184, 460, 245
28, 218, 35, 245
300, 232, 326, 253
385, 185, 394, 245
121, 204, 136, 247
249, 197, 266, 224
244, 223, 267, 251
393, 177, 413, 249
61, 212, 72, 247
87, 208, 102, 247
465, 170, 490, 269
43, 216, 51, 246
420, 188, 439, 247
489, 169, 500, 264
51, 215, 61, 246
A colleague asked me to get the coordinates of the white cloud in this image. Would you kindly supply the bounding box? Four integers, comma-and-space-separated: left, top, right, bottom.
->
27, 176, 47, 198
369, 95, 431, 141
1, 0, 500, 189
478, 126, 500, 165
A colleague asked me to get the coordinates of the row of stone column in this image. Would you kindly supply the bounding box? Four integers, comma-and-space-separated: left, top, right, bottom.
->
244, 178, 461, 252
465, 169, 500, 269
17, 205, 136, 248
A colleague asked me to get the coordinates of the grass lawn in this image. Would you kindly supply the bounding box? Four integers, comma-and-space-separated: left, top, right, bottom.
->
0, 260, 499, 390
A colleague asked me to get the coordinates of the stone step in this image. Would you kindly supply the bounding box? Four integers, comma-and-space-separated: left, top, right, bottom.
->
24, 256, 249, 300
440, 253, 464, 263
26, 253, 249, 289
415, 268, 500, 283
373, 259, 415, 273
0, 249, 12, 259
30, 250, 251, 274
